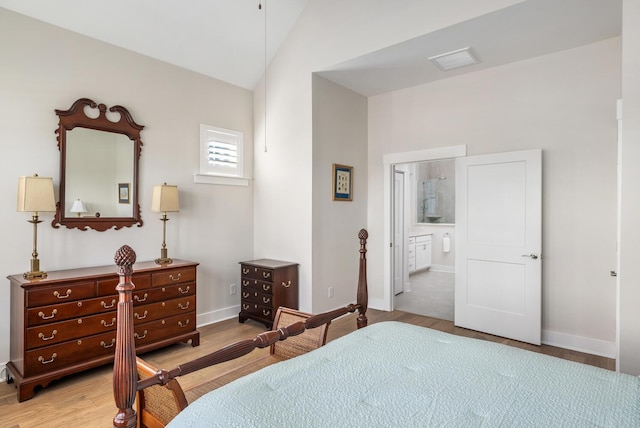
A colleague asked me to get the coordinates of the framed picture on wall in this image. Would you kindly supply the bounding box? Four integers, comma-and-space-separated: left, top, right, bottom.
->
332, 164, 353, 201
118, 183, 130, 204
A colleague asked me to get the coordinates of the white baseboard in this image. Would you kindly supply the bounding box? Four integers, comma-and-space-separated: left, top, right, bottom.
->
542, 329, 616, 359
197, 304, 241, 327
429, 264, 455, 273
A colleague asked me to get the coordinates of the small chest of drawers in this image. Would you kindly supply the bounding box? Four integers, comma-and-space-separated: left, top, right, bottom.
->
238, 259, 298, 328
7, 259, 199, 402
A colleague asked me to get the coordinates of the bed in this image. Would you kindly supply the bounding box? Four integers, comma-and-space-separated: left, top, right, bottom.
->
112, 229, 640, 427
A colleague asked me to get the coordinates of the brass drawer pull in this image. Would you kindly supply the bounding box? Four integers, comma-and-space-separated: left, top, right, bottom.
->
262, 271, 272, 279
178, 286, 190, 294
134, 330, 148, 340
178, 319, 190, 328
101, 299, 116, 309
242, 268, 249, 275
134, 293, 148, 303
101, 318, 116, 327
38, 353, 57, 365
242, 304, 249, 310
38, 330, 58, 341
54, 289, 72, 299
262, 297, 271, 304
242, 292, 249, 298
262, 309, 271, 317
100, 339, 115, 348
38, 309, 58, 320
134, 311, 148, 320
169, 273, 182, 281
282, 281, 291, 288
262, 284, 271, 292
242, 280, 250, 286
178, 301, 190, 310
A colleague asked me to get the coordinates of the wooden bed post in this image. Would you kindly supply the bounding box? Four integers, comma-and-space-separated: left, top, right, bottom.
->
112, 245, 138, 428
357, 228, 368, 329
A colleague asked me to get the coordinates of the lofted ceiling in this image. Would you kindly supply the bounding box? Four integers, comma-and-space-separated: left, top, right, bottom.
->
0, 0, 310, 90
0, 0, 622, 96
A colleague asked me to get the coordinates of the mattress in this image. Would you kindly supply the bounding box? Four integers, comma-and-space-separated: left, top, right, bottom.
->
168, 321, 640, 427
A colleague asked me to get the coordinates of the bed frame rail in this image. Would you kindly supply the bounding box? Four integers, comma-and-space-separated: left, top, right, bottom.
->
113, 229, 369, 428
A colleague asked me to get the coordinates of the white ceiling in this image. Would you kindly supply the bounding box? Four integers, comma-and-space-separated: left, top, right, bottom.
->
0, 0, 310, 90
0, 0, 622, 96
319, 0, 622, 96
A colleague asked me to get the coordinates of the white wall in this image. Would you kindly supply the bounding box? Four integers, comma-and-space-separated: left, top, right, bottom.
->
311, 75, 368, 313
0, 9, 254, 379
253, 0, 523, 312
368, 38, 620, 354
618, 0, 640, 374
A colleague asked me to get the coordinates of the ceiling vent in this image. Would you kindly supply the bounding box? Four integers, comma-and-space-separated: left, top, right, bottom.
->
428, 47, 479, 71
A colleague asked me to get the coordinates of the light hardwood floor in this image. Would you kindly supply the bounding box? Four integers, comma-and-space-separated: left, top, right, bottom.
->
0, 309, 614, 428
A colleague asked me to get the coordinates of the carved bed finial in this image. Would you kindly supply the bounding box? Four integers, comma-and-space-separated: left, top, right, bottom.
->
114, 245, 136, 276
358, 228, 368, 240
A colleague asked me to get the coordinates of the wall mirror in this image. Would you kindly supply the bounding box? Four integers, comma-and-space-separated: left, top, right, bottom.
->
415, 158, 455, 224
52, 98, 144, 231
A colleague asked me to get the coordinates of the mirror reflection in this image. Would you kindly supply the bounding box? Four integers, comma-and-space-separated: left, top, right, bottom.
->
415, 159, 455, 224
65, 128, 134, 218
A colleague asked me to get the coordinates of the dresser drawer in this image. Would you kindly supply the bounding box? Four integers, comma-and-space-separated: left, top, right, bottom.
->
24, 311, 197, 378
132, 296, 195, 324
26, 281, 96, 307
133, 312, 196, 346
152, 268, 196, 287
241, 264, 274, 282
25, 331, 118, 377
133, 282, 195, 305
96, 273, 151, 296
26, 295, 121, 327
26, 311, 117, 350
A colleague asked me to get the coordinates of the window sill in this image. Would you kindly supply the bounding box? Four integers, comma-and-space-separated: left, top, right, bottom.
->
193, 173, 250, 186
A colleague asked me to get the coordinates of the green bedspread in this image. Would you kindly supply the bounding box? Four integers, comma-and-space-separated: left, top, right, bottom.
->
168, 321, 640, 427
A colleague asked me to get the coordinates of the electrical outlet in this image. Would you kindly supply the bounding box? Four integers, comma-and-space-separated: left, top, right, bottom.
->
230, 283, 237, 295
328, 286, 334, 298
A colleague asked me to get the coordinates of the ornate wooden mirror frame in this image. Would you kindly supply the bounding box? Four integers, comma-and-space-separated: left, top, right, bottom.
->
52, 98, 144, 231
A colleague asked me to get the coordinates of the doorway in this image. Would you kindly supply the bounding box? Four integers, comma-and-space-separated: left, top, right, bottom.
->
393, 160, 456, 321
383, 145, 466, 313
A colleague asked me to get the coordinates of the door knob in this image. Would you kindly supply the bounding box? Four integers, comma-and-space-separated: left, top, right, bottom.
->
521, 253, 539, 260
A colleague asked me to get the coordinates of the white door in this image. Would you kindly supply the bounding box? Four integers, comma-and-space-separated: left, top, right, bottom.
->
393, 170, 405, 295
455, 149, 542, 344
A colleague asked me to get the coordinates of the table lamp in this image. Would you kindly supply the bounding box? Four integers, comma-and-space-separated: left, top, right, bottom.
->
17, 174, 56, 279
151, 183, 179, 264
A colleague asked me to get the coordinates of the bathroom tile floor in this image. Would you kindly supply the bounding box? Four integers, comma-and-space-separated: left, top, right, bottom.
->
394, 269, 454, 321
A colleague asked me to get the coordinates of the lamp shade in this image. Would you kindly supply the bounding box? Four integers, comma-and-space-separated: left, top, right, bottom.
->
70, 199, 87, 214
17, 175, 56, 213
151, 183, 179, 213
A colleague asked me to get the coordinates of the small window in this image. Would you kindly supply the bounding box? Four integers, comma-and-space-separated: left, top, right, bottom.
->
200, 125, 243, 177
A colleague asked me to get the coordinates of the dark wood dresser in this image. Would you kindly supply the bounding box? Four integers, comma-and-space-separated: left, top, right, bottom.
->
7, 259, 199, 402
238, 259, 298, 328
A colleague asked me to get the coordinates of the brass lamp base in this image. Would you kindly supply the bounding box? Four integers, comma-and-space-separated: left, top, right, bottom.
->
24, 270, 48, 280
24, 258, 47, 279
155, 248, 173, 265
